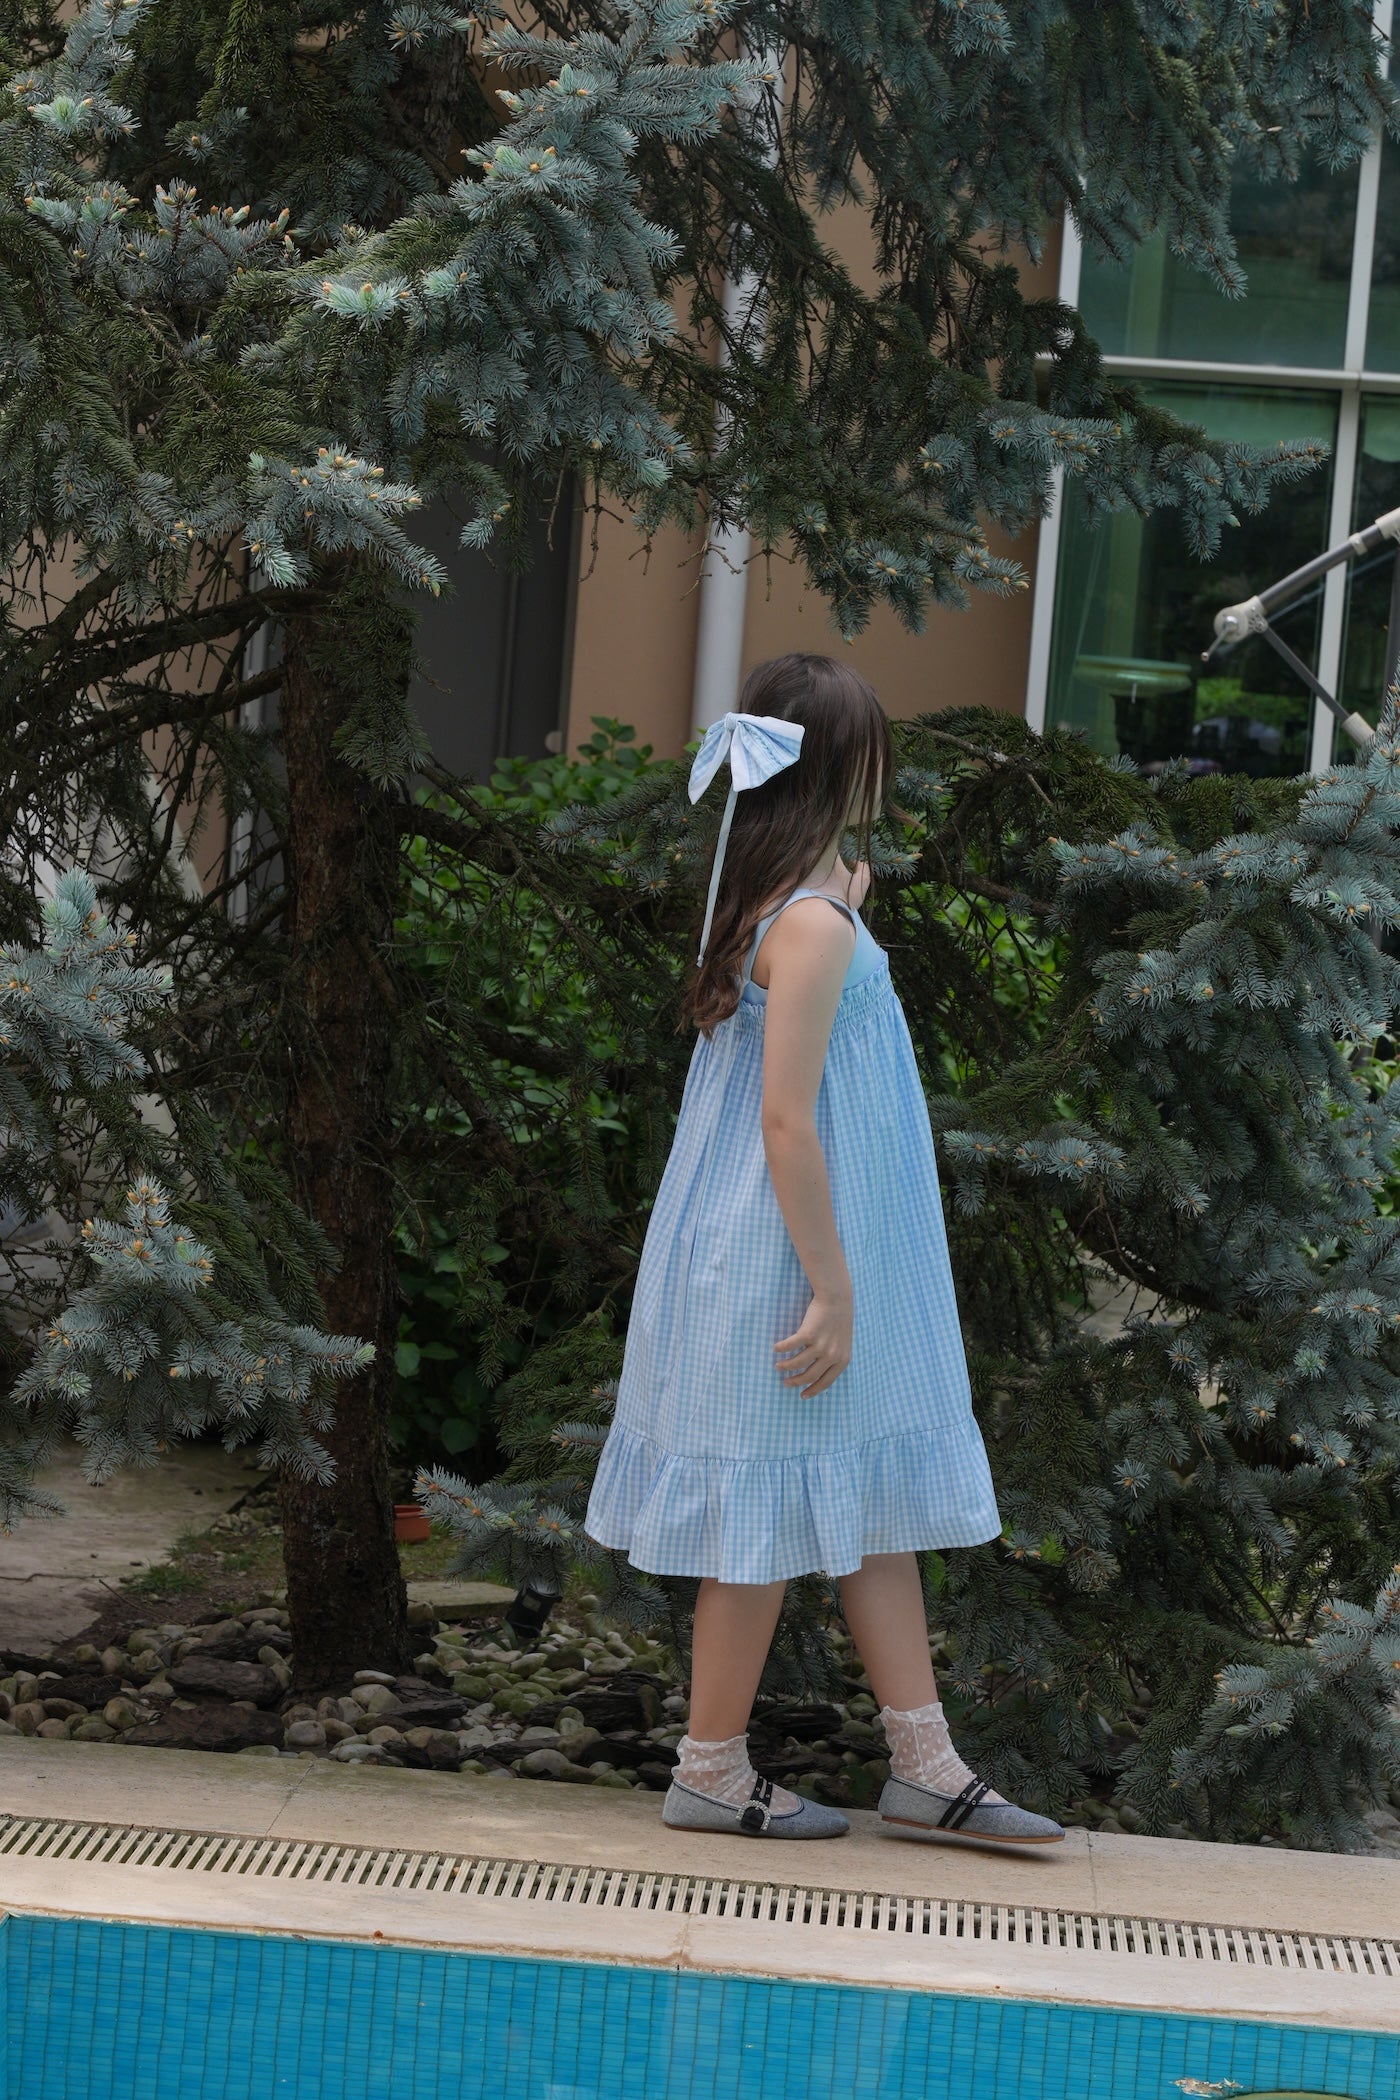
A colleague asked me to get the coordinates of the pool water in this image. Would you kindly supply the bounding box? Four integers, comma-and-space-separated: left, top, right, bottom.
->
3, 1915, 1397, 2100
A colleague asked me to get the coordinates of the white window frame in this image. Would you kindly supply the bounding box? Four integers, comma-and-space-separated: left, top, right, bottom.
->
1026, 0, 1395, 776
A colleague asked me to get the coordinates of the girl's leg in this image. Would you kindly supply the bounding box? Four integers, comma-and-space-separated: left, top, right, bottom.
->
836, 1550, 936, 1709
675, 1575, 800, 1811
688, 1575, 785, 1738
838, 1550, 1003, 1802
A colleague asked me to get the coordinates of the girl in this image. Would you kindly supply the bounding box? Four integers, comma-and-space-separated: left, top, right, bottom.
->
585, 653, 1061, 1847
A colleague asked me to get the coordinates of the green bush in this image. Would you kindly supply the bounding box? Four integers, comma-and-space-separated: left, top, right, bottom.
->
389, 720, 677, 1470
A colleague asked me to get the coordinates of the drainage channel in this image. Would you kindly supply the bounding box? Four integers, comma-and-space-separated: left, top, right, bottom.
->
2, 1813, 1395, 1979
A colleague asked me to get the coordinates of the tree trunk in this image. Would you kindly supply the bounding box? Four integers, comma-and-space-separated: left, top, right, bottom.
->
276, 563, 412, 1692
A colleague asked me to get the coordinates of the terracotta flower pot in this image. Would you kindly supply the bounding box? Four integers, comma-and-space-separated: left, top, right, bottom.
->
393, 1503, 430, 1543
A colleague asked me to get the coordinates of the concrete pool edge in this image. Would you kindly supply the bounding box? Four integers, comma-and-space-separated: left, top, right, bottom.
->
2, 1738, 1397, 2032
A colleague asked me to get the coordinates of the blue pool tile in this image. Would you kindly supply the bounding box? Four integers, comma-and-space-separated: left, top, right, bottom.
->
4, 1915, 1399, 2100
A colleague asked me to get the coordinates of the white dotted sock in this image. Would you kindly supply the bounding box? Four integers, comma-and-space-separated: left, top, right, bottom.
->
674, 1732, 800, 1815
880, 1701, 1004, 1804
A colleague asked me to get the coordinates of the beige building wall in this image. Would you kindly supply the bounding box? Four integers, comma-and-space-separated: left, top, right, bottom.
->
566, 220, 1062, 760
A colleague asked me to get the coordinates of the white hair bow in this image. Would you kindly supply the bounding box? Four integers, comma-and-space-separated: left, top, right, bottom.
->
688, 711, 805, 965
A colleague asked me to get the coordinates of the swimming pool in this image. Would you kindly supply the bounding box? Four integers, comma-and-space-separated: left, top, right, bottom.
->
4, 1913, 1397, 2100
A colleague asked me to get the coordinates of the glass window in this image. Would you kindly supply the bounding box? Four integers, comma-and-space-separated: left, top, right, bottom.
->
1046, 384, 1337, 777
1337, 395, 1400, 734
1079, 157, 1358, 369
1366, 137, 1400, 369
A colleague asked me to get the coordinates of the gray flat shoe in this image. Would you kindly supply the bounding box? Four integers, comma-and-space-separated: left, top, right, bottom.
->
663, 1773, 850, 1839
880, 1774, 1064, 1845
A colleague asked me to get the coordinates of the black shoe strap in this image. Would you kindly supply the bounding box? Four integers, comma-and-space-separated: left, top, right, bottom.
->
938, 1778, 990, 1830
739, 1773, 774, 1833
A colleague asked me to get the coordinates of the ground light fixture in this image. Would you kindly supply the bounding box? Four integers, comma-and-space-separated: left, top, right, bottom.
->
502, 1580, 563, 1644
1203, 504, 1400, 747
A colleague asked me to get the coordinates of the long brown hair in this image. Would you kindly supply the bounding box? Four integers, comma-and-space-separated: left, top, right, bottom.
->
680, 654, 894, 1036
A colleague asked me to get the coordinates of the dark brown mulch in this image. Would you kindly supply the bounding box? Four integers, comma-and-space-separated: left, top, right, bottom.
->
38, 1672, 126, 1708
167, 1656, 283, 1707
521, 1670, 670, 1736
193, 1627, 292, 1663
123, 1706, 286, 1754
0, 1648, 77, 1676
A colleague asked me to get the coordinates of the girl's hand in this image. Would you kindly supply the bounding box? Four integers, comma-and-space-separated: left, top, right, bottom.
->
774, 1289, 853, 1398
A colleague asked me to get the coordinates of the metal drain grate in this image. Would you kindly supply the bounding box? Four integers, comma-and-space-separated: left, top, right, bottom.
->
2, 1814, 1395, 1979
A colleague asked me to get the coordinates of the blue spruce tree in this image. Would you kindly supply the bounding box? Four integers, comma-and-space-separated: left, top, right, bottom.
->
1, 873, 367, 1529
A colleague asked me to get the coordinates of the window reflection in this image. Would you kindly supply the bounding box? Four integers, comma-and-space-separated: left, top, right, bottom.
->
1337, 396, 1400, 742
1079, 156, 1357, 369
1046, 385, 1336, 778
1366, 137, 1400, 371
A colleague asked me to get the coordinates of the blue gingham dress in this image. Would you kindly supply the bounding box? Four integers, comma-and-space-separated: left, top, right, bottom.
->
584, 887, 1002, 1583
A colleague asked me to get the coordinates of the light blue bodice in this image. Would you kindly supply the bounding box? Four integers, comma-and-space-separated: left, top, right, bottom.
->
739, 884, 884, 1005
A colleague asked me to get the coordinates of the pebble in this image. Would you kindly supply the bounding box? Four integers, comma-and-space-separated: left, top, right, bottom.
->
518, 1747, 574, 1779
329, 1741, 378, 1763
403, 1726, 459, 1754
352, 1669, 397, 1686
284, 1720, 327, 1750
560, 1727, 603, 1763
234, 1745, 282, 1758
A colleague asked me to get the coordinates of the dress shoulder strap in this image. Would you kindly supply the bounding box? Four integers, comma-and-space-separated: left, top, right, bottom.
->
741, 886, 860, 984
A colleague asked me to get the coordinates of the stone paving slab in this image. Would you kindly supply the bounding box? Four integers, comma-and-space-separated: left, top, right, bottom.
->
404, 1580, 516, 1614
0, 1440, 258, 1646
1, 1737, 1396, 1941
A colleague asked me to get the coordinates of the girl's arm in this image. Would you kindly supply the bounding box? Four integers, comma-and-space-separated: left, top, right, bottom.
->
757, 896, 858, 1398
